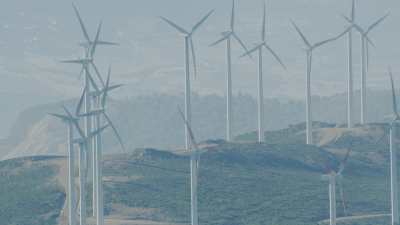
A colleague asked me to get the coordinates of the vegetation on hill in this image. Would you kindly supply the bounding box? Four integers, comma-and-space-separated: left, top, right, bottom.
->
0, 156, 65, 225
0, 124, 396, 225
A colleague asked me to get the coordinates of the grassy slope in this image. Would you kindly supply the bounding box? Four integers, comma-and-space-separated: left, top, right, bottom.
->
102, 143, 392, 225
0, 124, 395, 225
0, 156, 65, 225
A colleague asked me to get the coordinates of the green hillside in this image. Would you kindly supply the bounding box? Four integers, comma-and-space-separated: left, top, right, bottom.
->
0, 156, 65, 225
0, 130, 395, 225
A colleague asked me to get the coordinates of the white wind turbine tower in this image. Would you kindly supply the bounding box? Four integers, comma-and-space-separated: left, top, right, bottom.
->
343, 13, 389, 124
346, 0, 356, 129
322, 149, 352, 225
242, 1, 286, 143
291, 22, 348, 145
388, 68, 399, 225
71, 4, 118, 220
161, 10, 214, 150
210, 0, 250, 142
178, 107, 202, 225
62, 51, 100, 225
49, 110, 79, 225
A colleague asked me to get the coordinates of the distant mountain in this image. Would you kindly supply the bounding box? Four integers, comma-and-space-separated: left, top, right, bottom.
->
0, 125, 393, 225
0, 89, 397, 160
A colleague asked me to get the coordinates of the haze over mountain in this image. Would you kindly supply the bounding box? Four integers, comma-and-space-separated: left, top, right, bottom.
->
0, 0, 398, 137
0, 88, 397, 160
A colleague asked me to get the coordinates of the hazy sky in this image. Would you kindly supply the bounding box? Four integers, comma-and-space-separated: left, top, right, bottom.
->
0, 0, 398, 130
0, 0, 398, 98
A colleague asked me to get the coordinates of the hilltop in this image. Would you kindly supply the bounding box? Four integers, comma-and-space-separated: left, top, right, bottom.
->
0, 123, 396, 225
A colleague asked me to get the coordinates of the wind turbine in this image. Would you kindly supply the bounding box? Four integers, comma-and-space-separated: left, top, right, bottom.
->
291, 22, 349, 145
70, 4, 119, 220
242, 1, 286, 143
62, 52, 100, 224
72, 3, 118, 51
322, 149, 352, 225
388, 68, 399, 225
77, 67, 125, 225
161, 9, 214, 150
49, 110, 80, 225
178, 107, 201, 225
52, 104, 100, 225
210, 0, 250, 142
343, 13, 389, 124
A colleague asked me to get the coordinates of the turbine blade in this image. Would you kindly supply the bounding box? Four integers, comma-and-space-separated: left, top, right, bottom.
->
312, 36, 338, 49
62, 105, 73, 118
102, 66, 112, 108
190, 38, 198, 79
232, 32, 251, 58
191, 10, 215, 34
79, 109, 105, 117
342, 148, 352, 165
72, 3, 91, 42
96, 41, 119, 46
49, 113, 71, 122
63, 105, 85, 137
351, 0, 355, 21
91, 21, 102, 57
78, 66, 85, 80
389, 67, 399, 117
231, 0, 235, 31
90, 62, 106, 88
76, 87, 86, 116
210, 33, 230, 47
106, 84, 124, 93
86, 70, 100, 92
103, 112, 126, 153
178, 107, 199, 151
366, 13, 389, 34
341, 14, 352, 24
291, 21, 311, 48
90, 124, 110, 138
335, 26, 353, 41
61, 59, 86, 64
160, 16, 189, 35
338, 149, 352, 175
241, 43, 262, 58
264, 43, 286, 70
341, 15, 364, 34
74, 124, 86, 140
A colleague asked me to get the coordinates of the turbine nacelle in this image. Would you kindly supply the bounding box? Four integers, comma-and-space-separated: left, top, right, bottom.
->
292, 20, 349, 52
241, 41, 286, 69
88, 84, 124, 98
161, 10, 214, 79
